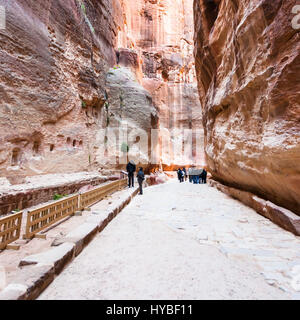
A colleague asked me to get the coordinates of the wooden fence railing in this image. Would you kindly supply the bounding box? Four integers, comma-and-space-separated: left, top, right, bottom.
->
0, 178, 128, 245
0, 211, 23, 250
24, 194, 79, 239
23, 178, 127, 239
79, 178, 127, 210
119, 178, 128, 189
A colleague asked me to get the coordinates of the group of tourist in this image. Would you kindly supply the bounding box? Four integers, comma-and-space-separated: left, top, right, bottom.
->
177, 167, 207, 184
126, 161, 208, 195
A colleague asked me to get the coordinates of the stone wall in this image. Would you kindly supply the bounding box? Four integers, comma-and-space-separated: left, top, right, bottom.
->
0, 176, 119, 216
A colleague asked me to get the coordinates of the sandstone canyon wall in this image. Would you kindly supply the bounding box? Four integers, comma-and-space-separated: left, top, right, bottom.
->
194, 0, 300, 214
0, 0, 125, 182
0, 0, 203, 183
118, 0, 203, 168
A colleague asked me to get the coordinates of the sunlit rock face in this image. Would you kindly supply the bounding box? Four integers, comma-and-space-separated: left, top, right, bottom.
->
118, 0, 203, 168
194, 0, 300, 214
0, 0, 202, 182
94, 65, 158, 168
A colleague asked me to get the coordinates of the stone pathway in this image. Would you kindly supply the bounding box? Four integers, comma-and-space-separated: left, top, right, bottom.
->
39, 180, 300, 300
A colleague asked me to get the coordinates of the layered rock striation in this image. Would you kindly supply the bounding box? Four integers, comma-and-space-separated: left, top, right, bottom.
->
118, 0, 203, 167
0, 0, 203, 182
0, 0, 124, 181
194, 0, 300, 214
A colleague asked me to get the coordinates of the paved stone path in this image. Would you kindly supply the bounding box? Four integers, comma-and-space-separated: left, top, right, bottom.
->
39, 180, 300, 300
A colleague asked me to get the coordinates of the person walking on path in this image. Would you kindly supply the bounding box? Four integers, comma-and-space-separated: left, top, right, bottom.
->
177, 168, 184, 183
126, 160, 136, 188
137, 167, 145, 195
188, 167, 193, 183
182, 167, 187, 181
192, 168, 202, 184
201, 169, 207, 184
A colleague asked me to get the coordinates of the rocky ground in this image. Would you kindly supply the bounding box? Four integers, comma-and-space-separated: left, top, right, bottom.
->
39, 179, 300, 300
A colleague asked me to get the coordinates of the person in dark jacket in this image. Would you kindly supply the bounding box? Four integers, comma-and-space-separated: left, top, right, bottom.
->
188, 167, 193, 183
177, 168, 183, 183
126, 160, 136, 188
201, 169, 207, 184
182, 167, 187, 181
137, 167, 145, 195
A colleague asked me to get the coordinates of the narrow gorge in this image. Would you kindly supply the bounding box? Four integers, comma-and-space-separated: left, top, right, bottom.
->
0, 0, 202, 181
0, 1, 299, 220
0, 0, 300, 301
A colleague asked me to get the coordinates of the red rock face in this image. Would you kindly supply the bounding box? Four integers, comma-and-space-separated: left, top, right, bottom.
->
0, 0, 203, 181
118, 0, 204, 168
0, 0, 124, 181
194, 0, 300, 214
